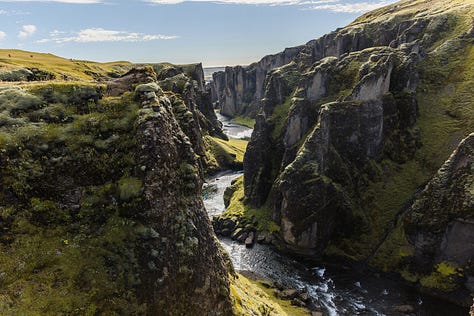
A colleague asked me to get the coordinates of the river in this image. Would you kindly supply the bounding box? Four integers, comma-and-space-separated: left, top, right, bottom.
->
202, 114, 468, 316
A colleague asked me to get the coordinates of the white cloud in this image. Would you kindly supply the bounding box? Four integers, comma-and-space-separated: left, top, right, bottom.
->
0, 31, 6, 40
0, 0, 102, 3
147, 0, 300, 4
307, 1, 392, 12
0, 9, 30, 15
37, 28, 179, 43
146, 0, 393, 11
18, 24, 36, 39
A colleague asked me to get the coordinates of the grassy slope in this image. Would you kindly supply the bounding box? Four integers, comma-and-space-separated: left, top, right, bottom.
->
204, 136, 248, 173
231, 273, 310, 316
220, 176, 280, 233
0, 84, 147, 313
231, 116, 256, 128
349, 2, 474, 269
369, 38, 474, 269
0, 49, 132, 81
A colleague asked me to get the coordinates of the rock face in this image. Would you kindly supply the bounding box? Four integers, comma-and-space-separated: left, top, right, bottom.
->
135, 85, 233, 314
108, 63, 227, 175
210, 3, 436, 118
401, 133, 474, 305
216, 0, 474, 305
0, 68, 232, 314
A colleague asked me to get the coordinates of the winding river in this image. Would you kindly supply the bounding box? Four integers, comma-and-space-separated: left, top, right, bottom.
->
202, 115, 468, 316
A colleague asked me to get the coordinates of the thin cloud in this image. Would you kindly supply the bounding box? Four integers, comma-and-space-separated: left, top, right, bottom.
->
0, 31, 6, 40
18, 24, 36, 39
146, 0, 393, 12
307, 1, 392, 12
0, 9, 30, 15
147, 0, 302, 4
37, 28, 179, 43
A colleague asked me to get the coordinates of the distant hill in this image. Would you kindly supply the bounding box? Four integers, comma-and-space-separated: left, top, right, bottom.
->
0, 49, 132, 82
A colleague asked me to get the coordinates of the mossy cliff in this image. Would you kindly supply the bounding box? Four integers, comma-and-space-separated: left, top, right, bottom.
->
0, 64, 235, 314
213, 0, 474, 306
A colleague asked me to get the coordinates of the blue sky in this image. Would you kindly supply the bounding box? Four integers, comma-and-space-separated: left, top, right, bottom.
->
0, 0, 396, 66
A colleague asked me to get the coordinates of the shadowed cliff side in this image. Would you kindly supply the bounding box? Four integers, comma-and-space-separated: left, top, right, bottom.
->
213, 0, 474, 306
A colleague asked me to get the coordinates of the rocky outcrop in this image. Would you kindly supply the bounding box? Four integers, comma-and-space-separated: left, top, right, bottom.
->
106, 66, 157, 96
211, 47, 302, 117
135, 86, 233, 314
0, 72, 232, 314
400, 133, 474, 305
107, 64, 226, 175
210, 2, 448, 119
234, 0, 474, 305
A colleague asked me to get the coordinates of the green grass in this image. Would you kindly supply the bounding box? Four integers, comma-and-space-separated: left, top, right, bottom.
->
211, 137, 248, 162
270, 97, 293, 140
231, 116, 256, 128
204, 136, 248, 172
0, 84, 146, 314
361, 12, 474, 272
230, 273, 310, 316
221, 176, 280, 234
0, 49, 132, 82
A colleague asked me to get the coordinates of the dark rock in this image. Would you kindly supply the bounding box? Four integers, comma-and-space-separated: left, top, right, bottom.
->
245, 231, 255, 248
391, 304, 415, 314
136, 88, 233, 315
231, 227, 245, 240
220, 228, 231, 236
277, 289, 298, 300
291, 298, 307, 307
106, 67, 156, 96
298, 291, 309, 302
402, 133, 474, 304
236, 232, 248, 243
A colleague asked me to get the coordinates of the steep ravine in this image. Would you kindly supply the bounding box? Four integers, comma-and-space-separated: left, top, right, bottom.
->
203, 115, 469, 316
210, 0, 474, 306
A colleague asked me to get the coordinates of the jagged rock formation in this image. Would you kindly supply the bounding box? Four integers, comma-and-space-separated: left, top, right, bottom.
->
0, 67, 232, 314
215, 0, 474, 305
135, 84, 233, 314
211, 47, 302, 117
107, 64, 227, 175
210, 0, 446, 118
400, 133, 474, 305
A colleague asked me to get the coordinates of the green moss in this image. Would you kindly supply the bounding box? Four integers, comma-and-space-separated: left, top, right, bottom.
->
231, 116, 256, 129
118, 177, 143, 201
204, 135, 248, 172
400, 268, 419, 283
219, 176, 280, 234
361, 13, 474, 270
0, 216, 147, 315
369, 224, 414, 271
419, 262, 463, 292
0, 80, 148, 314
269, 97, 293, 140
327, 59, 362, 98
230, 273, 309, 316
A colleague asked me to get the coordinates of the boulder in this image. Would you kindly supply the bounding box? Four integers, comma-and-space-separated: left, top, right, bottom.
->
245, 231, 255, 248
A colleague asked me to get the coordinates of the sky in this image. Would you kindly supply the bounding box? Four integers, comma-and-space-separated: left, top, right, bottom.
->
0, 0, 396, 66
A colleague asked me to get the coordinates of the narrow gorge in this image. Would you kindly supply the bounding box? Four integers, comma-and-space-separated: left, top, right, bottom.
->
0, 0, 472, 314
211, 0, 474, 312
